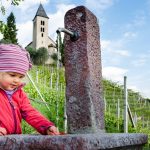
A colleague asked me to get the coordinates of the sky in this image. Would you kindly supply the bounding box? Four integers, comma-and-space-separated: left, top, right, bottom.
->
0, 0, 150, 98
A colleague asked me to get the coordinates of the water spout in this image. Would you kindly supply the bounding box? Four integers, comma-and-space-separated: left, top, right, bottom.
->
56, 27, 79, 41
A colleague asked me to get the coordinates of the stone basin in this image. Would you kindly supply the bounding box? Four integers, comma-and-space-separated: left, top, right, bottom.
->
0, 133, 147, 150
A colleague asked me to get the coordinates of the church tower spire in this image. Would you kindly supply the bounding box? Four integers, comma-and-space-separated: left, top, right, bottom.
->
33, 3, 49, 20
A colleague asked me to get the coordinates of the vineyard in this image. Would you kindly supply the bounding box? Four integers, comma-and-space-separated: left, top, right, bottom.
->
23, 65, 150, 147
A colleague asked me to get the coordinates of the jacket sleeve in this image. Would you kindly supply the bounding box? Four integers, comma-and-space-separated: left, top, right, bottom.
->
19, 90, 54, 135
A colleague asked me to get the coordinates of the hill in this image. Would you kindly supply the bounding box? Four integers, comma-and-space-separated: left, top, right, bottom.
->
23, 65, 150, 147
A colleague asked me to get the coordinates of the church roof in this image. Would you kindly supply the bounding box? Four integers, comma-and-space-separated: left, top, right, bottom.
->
33, 4, 49, 20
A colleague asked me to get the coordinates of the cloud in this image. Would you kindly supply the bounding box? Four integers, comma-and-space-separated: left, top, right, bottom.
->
123, 32, 137, 39
101, 40, 111, 49
131, 52, 150, 67
17, 0, 49, 12
131, 58, 147, 67
102, 66, 128, 82
141, 88, 150, 98
0, 0, 48, 20
17, 21, 33, 47
101, 40, 130, 57
114, 50, 130, 56
130, 78, 150, 98
101, 39, 131, 66
102, 65, 150, 98
125, 12, 146, 29
85, 0, 116, 13
48, 4, 76, 40
133, 14, 146, 27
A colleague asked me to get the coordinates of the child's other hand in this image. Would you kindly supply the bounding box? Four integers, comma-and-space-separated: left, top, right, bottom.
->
0, 127, 7, 136
47, 126, 60, 135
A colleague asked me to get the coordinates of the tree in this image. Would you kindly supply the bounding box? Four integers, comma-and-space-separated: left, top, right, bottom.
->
0, 0, 23, 34
0, 21, 6, 34
3, 12, 18, 44
26, 47, 49, 65
35, 47, 49, 65
26, 46, 37, 63
0, 39, 12, 44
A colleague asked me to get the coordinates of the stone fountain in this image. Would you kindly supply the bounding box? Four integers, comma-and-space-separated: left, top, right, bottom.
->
0, 6, 147, 150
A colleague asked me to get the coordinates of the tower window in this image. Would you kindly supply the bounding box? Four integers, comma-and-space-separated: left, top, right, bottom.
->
41, 33, 43, 37
41, 21, 45, 25
41, 27, 44, 32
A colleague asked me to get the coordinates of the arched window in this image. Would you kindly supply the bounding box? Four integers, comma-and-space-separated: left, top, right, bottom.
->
43, 28, 44, 32
41, 33, 43, 37
41, 21, 45, 25
41, 27, 42, 32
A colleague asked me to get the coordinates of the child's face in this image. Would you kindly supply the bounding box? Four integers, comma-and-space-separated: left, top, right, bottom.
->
0, 72, 25, 91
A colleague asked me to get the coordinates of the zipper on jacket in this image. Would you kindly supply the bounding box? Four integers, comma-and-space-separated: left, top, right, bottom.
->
9, 100, 17, 133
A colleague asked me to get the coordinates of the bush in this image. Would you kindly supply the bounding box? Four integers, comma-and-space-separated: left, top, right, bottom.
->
26, 47, 49, 65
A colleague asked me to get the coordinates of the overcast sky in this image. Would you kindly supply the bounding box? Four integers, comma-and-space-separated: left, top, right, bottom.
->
0, 0, 150, 98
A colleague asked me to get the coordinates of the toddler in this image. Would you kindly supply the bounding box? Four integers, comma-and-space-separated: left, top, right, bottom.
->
0, 44, 59, 136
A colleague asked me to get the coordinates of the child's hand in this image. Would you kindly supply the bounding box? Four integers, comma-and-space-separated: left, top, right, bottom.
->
0, 127, 7, 136
47, 126, 60, 135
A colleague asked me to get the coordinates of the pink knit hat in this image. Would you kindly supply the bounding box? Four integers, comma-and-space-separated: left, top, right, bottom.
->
0, 44, 32, 75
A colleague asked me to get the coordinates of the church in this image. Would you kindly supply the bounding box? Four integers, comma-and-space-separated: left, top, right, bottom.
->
26, 4, 57, 64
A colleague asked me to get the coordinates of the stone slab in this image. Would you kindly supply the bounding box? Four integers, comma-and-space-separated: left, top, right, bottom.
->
0, 133, 147, 150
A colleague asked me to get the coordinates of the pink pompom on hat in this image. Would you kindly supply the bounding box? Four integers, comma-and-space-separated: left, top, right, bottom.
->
0, 44, 32, 75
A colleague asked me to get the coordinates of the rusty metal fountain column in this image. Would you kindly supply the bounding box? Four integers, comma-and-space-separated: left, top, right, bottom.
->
64, 6, 104, 134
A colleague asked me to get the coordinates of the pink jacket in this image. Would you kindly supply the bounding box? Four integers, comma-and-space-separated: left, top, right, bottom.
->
0, 87, 54, 135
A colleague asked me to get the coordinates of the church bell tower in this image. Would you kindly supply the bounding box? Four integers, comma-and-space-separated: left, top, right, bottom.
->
32, 4, 49, 49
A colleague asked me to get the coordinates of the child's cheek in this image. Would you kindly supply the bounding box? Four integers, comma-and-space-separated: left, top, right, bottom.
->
1, 81, 10, 87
